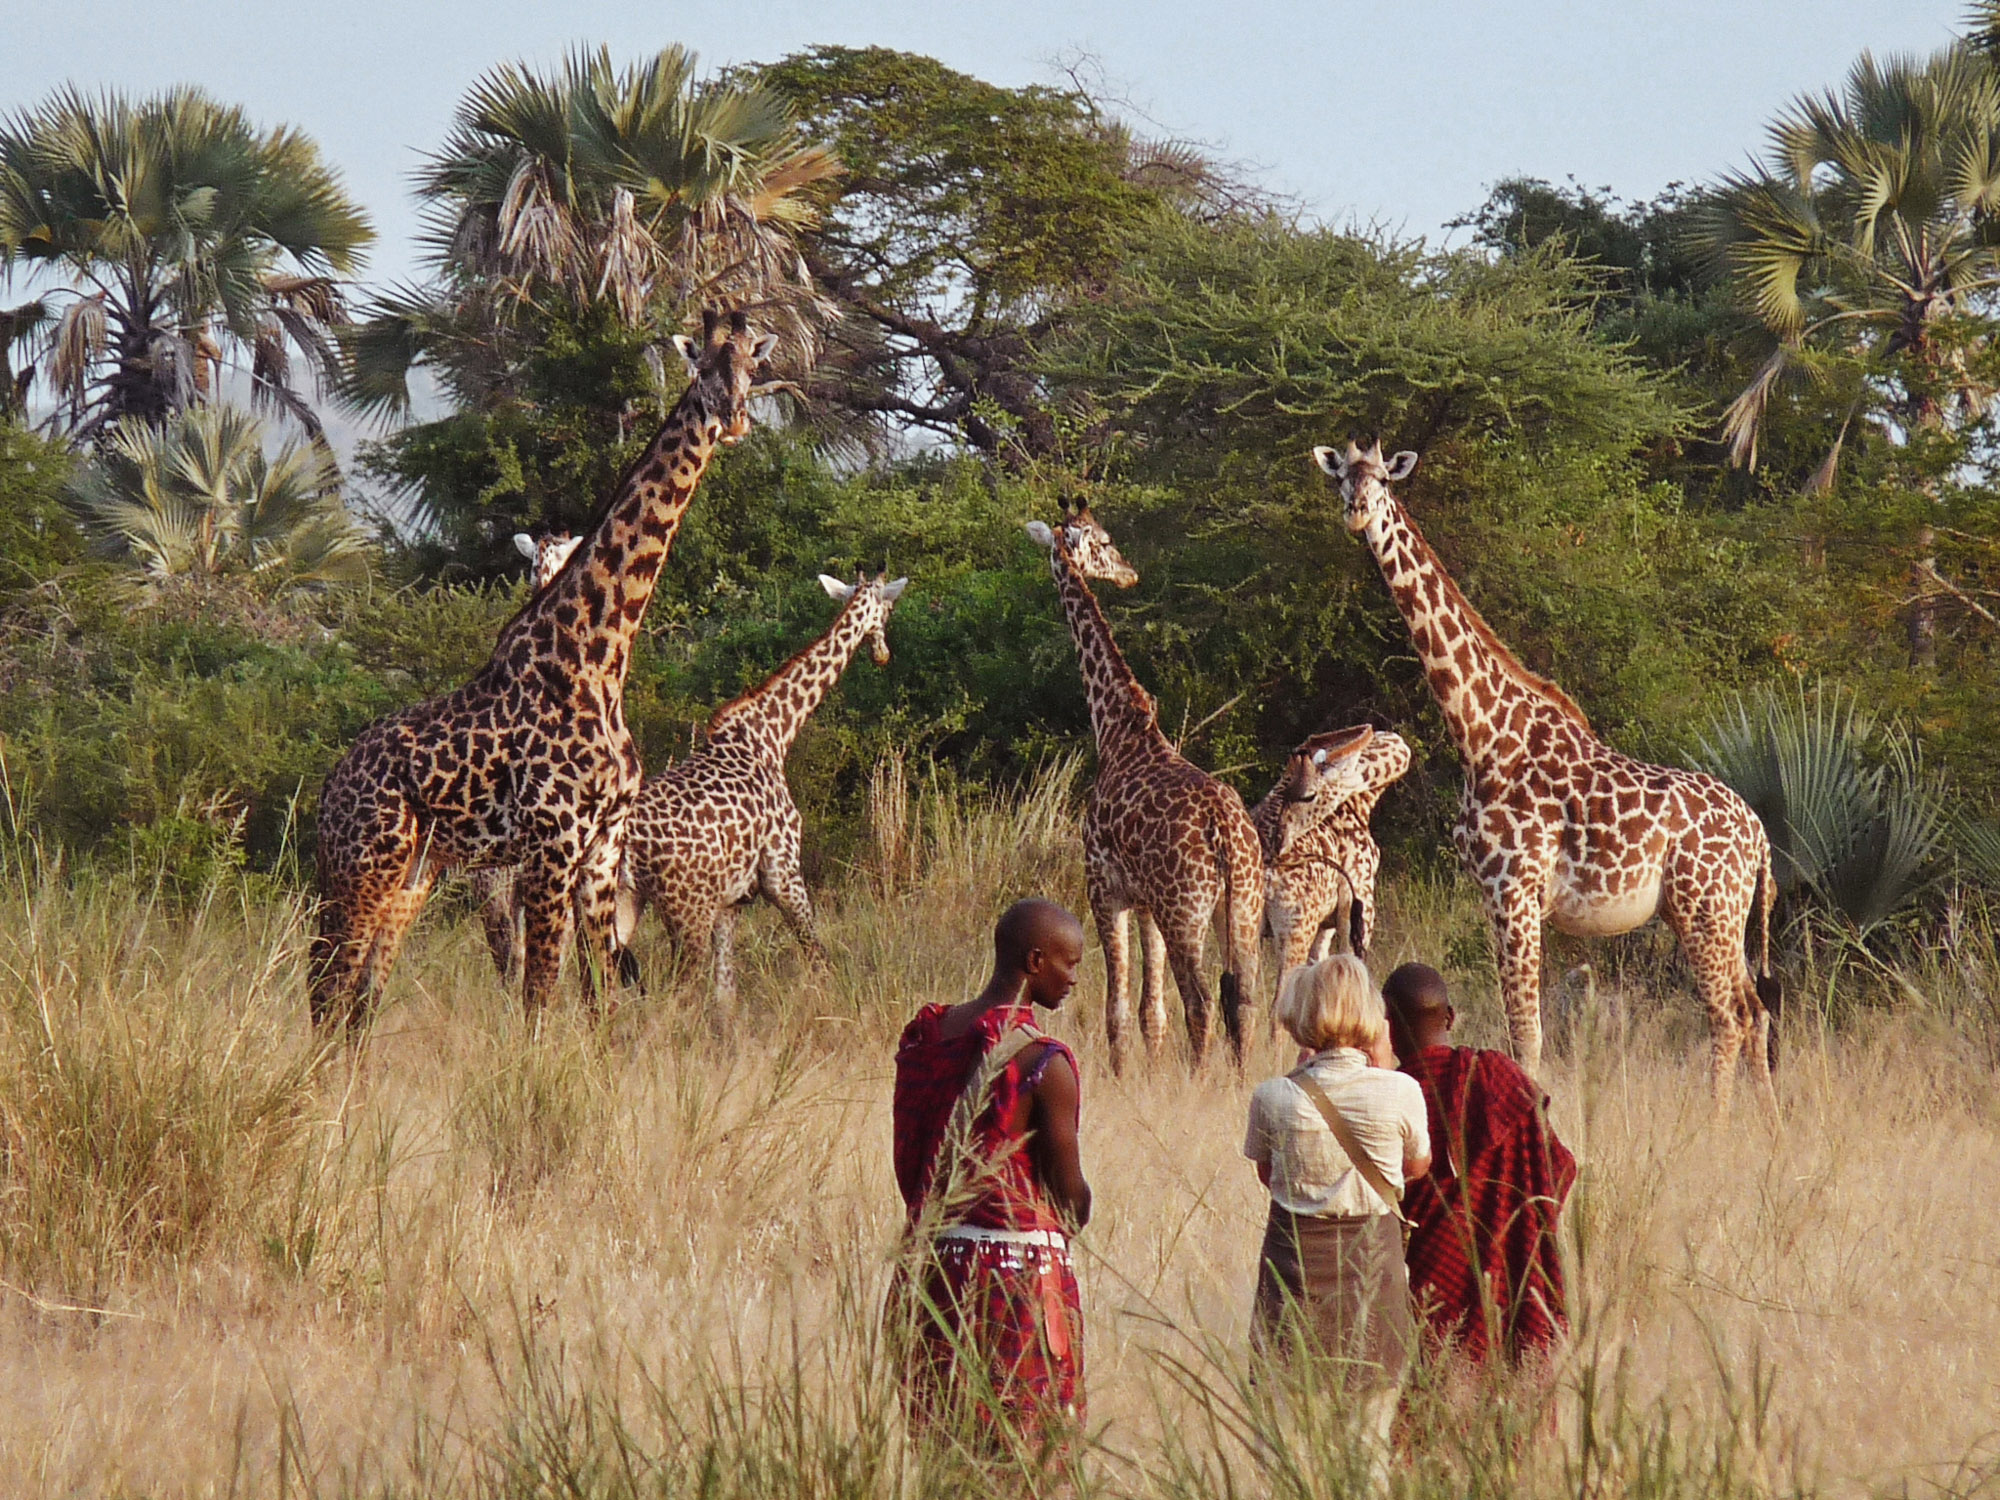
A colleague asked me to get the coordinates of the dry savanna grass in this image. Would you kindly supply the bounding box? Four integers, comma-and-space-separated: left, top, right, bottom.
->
0, 758, 1996, 1498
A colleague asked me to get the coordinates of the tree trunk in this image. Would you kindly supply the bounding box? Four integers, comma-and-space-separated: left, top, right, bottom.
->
1908, 521, 1938, 669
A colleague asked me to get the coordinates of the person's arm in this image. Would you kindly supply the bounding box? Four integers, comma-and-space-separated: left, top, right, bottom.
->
1243, 1084, 1274, 1188
1029, 1048, 1092, 1229
1398, 1073, 1433, 1181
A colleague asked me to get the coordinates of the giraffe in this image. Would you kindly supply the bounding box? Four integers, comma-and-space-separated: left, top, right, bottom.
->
466, 531, 582, 983
308, 308, 777, 1028
1025, 502, 1362, 1071
1250, 726, 1412, 983
614, 571, 909, 1007
1313, 440, 1780, 1115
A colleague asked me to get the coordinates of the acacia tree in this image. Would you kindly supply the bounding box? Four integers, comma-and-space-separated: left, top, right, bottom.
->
343, 45, 839, 417
0, 87, 372, 440
1703, 48, 2000, 665
760, 47, 1250, 461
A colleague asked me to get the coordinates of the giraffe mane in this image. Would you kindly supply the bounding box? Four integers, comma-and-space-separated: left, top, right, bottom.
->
1422, 533, 1593, 731
705, 585, 866, 736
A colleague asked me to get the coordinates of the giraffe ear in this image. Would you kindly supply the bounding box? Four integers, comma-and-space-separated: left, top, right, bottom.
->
751, 332, 779, 363
512, 532, 537, 560
818, 573, 856, 601
1312, 748, 1329, 766
1312, 446, 1347, 479
671, 334, 701, 374
1024, 521, 1055, 549
882, 576, 909, 602
1386, 450, 1419, 481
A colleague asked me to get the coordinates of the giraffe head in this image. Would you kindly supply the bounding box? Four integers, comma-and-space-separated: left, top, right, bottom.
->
511, 531, 582, 592
1278, 724, 1377, 809
668, 307, 780, 445
1312, 440, 1418, 536
1024, 498, 1140, 588
817, 571, 911, 666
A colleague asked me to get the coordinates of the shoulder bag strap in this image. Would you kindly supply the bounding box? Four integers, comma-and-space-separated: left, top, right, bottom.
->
1290, 1069, 1411, 1226
945, 1025, 1043, 1142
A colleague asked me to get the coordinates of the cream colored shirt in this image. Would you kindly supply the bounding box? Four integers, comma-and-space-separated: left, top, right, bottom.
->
1243, 1048, 1430, 1218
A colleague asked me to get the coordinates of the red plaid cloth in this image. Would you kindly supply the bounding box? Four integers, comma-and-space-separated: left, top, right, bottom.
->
893, 1002, 1074, 1233
1400, 1045, 1577, 1365
891, 1003, 1084, 1441
897, 1235, 1085, 1442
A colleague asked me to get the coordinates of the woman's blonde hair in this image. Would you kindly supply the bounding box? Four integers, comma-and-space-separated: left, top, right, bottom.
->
1275, 954, 1386, 1053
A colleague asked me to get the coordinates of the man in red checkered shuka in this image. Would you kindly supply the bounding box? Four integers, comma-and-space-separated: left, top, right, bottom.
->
1384, 963, 1578, 1368
890, 899, 1092, 1452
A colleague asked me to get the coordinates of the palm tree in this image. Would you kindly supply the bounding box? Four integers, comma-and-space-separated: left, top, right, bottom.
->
343, 46, 839, 416
66, 404, 371, 593
1702, 48, 2000, 664
0, 87, 372, 442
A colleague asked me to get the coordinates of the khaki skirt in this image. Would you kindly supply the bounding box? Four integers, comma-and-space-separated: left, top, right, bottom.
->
1252, 1202, 1413, 1386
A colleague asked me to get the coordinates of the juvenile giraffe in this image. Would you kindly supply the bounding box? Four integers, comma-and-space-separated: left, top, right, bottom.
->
1314, 440, 1780, 1115
467, 531, 582, 982
1027, 503, 1354, 1071
309, 309, 777, 1027
1250, 726, 1411, 981
615, 571, 908, 1007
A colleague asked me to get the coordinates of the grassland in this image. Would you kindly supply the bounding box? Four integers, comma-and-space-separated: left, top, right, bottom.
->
0, 760, 1995, 1497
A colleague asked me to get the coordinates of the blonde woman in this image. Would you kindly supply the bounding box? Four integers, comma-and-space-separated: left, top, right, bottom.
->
1244, 955, 1431, 1465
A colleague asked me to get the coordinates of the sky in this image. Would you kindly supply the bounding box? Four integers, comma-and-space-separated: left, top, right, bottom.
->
0, 0, 1969, 292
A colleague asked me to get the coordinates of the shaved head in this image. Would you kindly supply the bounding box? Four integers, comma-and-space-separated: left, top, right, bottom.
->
1383, 963, 1452, 1025
993, 898, 1086, 1012
996, 898, 1083, 969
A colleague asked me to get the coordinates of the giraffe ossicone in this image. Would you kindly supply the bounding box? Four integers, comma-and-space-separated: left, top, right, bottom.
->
308, 307, 776, 1030
1313, 438, 1780, 1117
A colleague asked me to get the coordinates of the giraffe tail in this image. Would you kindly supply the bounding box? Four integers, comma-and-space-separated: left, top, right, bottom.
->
1753, 838, 1783, 1074
1211, 812, 1261, 1065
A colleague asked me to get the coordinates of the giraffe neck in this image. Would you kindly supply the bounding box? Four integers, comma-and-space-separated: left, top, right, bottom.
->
708, 596, 874, 756
1050, 545, 1163, 758
1362, 498, 1592, 766
497, 396, 723, 688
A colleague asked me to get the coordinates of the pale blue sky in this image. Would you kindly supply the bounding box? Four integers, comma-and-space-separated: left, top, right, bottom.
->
0, 0, 1967, 289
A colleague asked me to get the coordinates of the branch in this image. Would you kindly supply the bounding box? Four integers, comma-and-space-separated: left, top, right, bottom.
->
1915, 560, 2000, 629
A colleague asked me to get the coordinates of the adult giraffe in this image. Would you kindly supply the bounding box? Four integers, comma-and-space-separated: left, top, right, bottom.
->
616, 571, 908, 1006
309, 309, 776, 1028
1027, 503, 1368, 1070
1314, 440, 1779, 1115
466, 531, 582, 983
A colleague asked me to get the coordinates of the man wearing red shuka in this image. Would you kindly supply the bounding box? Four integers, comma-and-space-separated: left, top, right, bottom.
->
1384, 963, 1578, 1367
890, 898, 1092, 1451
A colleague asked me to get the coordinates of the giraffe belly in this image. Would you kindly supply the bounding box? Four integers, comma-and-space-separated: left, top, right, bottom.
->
1547, 872, 1662, 937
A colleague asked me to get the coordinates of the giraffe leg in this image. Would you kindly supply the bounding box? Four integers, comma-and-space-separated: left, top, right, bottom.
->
1138, 910, 1169, 1057
1092, 896, 1133, 1076
1307, 921, 1337, 963
310, 789, 421, 1030
354, 873, 437, 1029
759, 846, 828, 968
710, 905, 739, 1011
1492, 892, 1547, 1078
517, 861, 578, 1021
1678, 914, 1766, 1123
1164, 934, 1217, 1068
470, 868, 520, 983
571, 823, 633, 1016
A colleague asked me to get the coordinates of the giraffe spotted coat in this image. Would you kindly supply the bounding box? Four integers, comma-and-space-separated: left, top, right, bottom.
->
616, 572, 908, 1007
1315, 441, 1779, 1116
1028, 504, 1291, 1072
1250, 727, 1411, 981
467, 531, 582, 983
308, 310, 776, 1027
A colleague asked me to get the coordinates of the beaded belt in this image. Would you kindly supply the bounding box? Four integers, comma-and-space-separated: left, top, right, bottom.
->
937, 1224, 1068, 1250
